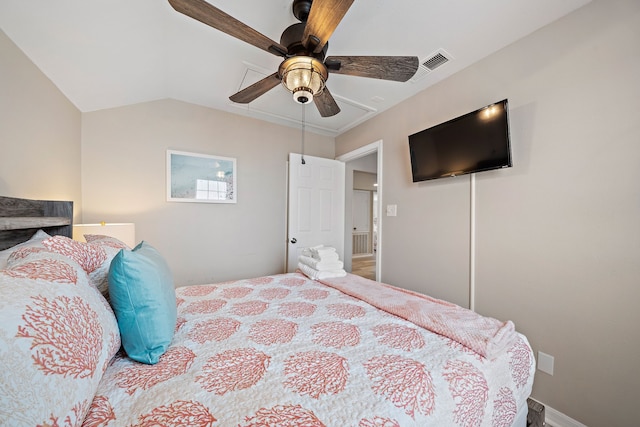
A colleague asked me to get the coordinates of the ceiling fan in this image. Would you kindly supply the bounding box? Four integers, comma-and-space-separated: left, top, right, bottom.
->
168, 0, 419, 117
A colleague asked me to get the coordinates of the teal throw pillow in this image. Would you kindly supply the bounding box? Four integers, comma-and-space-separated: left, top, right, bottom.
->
108, 241, 177, 364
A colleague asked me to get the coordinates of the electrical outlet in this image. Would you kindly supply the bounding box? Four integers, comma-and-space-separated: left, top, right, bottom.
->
386, 204, 397, 216
537, 351, 554, 375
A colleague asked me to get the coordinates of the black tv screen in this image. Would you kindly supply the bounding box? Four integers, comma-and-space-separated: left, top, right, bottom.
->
409, 99, 512, 182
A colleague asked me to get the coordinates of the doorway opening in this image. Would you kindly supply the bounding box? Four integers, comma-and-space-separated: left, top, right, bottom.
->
336, 140, 383, 281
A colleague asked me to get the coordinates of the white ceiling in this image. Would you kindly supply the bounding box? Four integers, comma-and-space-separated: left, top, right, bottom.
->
0, 0, 590, 136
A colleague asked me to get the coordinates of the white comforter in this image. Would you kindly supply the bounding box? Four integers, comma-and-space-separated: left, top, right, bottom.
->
85, 272, 534, 427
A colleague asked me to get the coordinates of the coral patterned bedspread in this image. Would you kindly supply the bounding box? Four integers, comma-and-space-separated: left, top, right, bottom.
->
87, 272, 534, 427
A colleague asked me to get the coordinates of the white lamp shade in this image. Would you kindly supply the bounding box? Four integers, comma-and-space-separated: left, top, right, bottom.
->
73, 223, 136, 248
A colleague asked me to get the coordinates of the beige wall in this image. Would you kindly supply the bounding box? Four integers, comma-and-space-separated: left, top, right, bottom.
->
0, 30, 82, 218
353, 171, 377, 191
336, 0, 640, 425
80, 99, 334, 285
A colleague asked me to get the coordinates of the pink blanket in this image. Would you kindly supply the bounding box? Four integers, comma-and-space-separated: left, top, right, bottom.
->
320, 274, 517, 359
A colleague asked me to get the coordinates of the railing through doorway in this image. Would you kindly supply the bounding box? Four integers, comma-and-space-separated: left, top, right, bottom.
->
352, 232, 370, 255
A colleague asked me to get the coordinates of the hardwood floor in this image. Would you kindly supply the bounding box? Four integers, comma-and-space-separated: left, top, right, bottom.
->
352, 254, 376, 280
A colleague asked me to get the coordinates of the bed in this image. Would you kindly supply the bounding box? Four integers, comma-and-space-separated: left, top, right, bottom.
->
0, 196, 534, 427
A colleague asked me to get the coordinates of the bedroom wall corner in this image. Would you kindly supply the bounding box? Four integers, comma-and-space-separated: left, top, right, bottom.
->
80, 99, 335, 286
0, 29, 82, 219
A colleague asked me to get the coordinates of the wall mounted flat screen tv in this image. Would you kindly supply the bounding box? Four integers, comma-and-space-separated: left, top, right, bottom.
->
409, 99, 512, 182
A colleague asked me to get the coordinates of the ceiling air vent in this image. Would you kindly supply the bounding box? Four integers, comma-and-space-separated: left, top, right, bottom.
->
410, 49, 453, 83
423, 52, 449, 70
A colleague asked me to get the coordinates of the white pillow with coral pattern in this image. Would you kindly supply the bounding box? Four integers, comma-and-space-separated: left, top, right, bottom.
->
0, 249, 120, 426
83, 234, 133, 296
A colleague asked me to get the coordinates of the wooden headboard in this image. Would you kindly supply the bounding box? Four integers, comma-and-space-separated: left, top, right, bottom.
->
0, 196, 73, 250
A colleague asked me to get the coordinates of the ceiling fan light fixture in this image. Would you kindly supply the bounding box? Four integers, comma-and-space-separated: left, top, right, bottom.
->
171, 0, 416, 117
280, 56, 328, 104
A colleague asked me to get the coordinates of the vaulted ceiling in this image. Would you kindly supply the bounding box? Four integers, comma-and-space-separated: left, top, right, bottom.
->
0, 0, 590, 136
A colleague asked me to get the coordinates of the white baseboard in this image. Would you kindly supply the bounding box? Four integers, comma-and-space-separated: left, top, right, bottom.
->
530, 399, 588, 427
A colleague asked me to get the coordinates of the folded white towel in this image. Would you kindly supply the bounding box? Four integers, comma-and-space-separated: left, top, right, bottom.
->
311, 246, 335, 255
301, 245, 324, 257
315, 253, 340, 262
301, 245, 340, 261
310, 247, 339, 261
298, 262, 347, 280
298, 255, 344, 271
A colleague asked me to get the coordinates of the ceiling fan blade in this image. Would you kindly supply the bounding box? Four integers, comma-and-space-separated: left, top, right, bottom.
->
302, 0, 354, 53
325, 56, 419, 82
229, 73, 281, 104
314, 87, 341, 117
168, 0, 288, 57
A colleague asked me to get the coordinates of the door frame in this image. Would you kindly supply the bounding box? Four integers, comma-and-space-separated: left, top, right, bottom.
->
336, 140, 383, 281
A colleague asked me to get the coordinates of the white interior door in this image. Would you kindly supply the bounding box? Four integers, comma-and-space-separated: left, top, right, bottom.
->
287, 153, 345, 272
352, 190, 371, 232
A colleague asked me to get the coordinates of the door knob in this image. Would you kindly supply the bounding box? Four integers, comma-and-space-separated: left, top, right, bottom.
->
290, 238, 297, 244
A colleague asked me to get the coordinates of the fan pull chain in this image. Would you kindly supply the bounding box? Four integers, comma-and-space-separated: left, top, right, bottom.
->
301, 103, 306, 165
